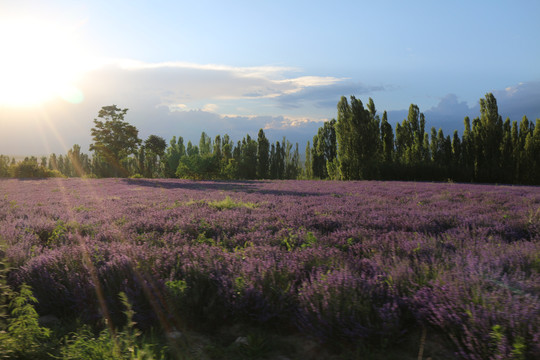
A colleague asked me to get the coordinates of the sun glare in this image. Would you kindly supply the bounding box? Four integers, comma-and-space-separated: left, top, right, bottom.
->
0, 18, 90, 107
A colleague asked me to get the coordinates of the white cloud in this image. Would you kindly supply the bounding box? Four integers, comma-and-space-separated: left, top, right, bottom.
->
114, 60, 297, 78
88, 59, 344, 106
264, 116, 327, 130
492, 81, 540, 120
278, 76, 345, 89
202, 103, 219, 113
0, 59, 347, 154
168, 103, 188, 111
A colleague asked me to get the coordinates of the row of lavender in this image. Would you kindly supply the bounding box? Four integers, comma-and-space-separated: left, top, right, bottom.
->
1, 178, 539, 358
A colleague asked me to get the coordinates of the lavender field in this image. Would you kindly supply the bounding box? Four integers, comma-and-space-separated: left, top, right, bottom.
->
1, 178, 539, 359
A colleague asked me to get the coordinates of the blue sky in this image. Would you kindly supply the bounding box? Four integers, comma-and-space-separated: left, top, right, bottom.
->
1, 0, 539, 155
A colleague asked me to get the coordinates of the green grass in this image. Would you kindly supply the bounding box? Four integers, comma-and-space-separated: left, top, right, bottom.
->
166, 196, 258, 211
206, 196, 258, 210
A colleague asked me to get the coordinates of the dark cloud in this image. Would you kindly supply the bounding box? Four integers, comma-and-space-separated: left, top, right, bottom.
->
422, 94, 474, 134
242, 91, 266, 98
426, 94, 471, 118
387, 82, 540, 136
275, 82, 385, 110
137, 110, 323, 147
492, 82, 540, 121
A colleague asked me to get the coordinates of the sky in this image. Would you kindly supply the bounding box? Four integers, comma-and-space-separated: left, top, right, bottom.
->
0, 0, 539, 155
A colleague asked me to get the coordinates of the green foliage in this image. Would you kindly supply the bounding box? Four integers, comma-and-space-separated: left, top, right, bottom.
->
195, 232, 216, 246
380, 111, 394, 163
144, 135, 167, 157
138, 135, 167, 178
165, 269, 227, 331
89, 105, 142, 177
165, 280, 187, 298
176, 153, 219, 180
326, 158, 340, 180
30, 220, 74, 248
312, 93, 539, 184
0, 247, 52, 358
233, 332, 273, 359
510, 336, 526, 360
5, 92, 539, 182
256, 129, 270, 179
8, 157, 62, 178
0, 244, 12, 335
395, 104, 427, 165
61, 326, 119, 360
302, 231, 318, 249
311, 119, 337, 179
280, 232, 299, 252
62, 144, 92, 177
0, 155, 12, 177
61, 292, 164, 360
0, 281, 168, 359
487, 324, 528, 360
238, 134, 258, 179
304, 140, 313, 179
335, 96, 381, 180
162, 136, 186, 178
279, 230, 317, 251
0, 284, 51, 359
48, 221, 67, 246
198, 132, 212, 156
207, 196, 257, 210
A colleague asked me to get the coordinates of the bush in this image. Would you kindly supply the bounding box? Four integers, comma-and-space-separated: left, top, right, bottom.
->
9, 159, 63, 178
61, 292, 163, 360
0, 284, 51, 359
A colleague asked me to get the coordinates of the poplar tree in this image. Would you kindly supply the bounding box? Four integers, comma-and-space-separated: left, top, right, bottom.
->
395, 123, 405, 164
213, 135, 222, 163
269, 143, 277, 179
68, 144, 84, 177
199, 132, 212, 156
532, 120, 540, 184
257, 129, 270, 179
477, 93, 503, 181
380, 111, 394, 163
304, 141, 312, 179
451, 130, 461, 168
500, 118, 514, 183
311, 119, 337, 179
239, 135, 257, 179
275, 141, 284, 179
335, 96, 354, 179
461, 117, 474, 178
311, 136, 324, 179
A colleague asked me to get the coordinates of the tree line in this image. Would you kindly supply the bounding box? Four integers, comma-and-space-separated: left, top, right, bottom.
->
307, 93, 539, 184
0, 105, 302, 180
1, 94, 538, 184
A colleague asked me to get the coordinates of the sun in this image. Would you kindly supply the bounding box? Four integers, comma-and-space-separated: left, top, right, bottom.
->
0, 17, 90, 107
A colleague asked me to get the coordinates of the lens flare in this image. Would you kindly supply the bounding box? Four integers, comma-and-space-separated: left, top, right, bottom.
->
0, 17, 91, 107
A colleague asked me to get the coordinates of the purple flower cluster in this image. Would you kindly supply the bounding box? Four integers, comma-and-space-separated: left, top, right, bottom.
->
0, 178, 539, 357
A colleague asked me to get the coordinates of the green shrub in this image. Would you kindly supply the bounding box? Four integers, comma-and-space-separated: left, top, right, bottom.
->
0, 284, 51, 359
61, 292, 164, 359
207, 196, 257, 210
9, 159, 63, 178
